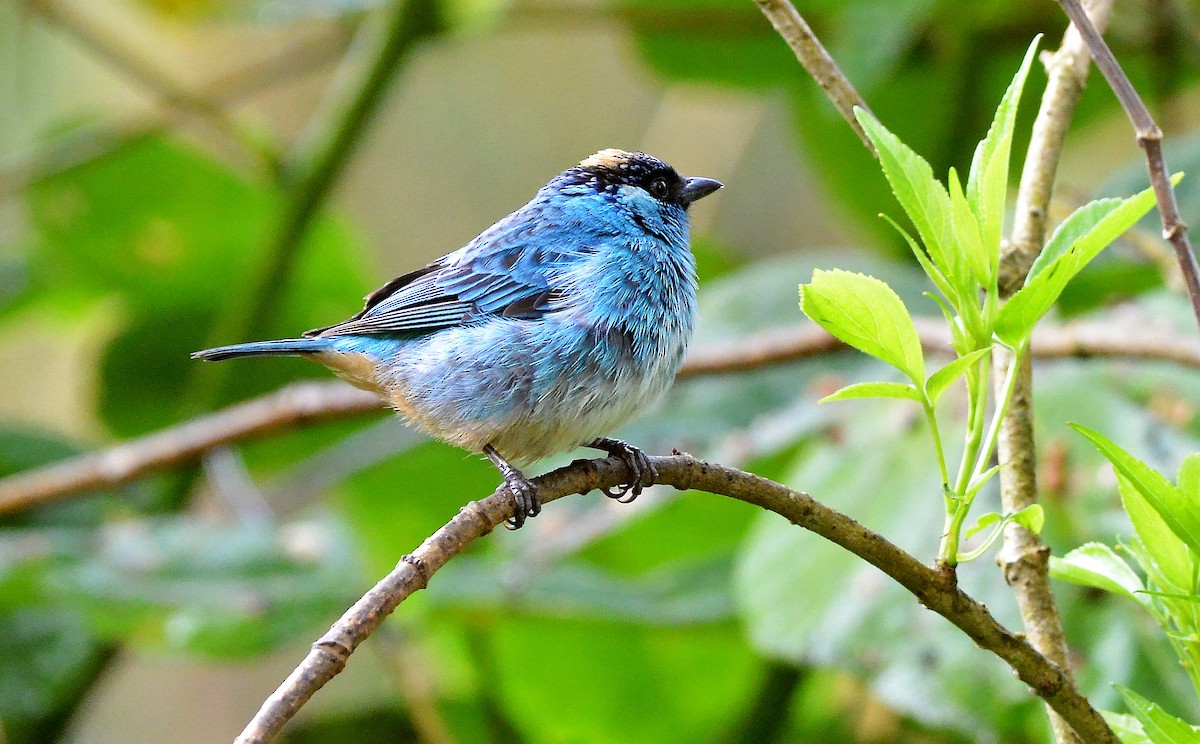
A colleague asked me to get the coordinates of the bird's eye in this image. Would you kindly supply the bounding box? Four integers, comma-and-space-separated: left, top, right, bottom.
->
648, 177, 670, 199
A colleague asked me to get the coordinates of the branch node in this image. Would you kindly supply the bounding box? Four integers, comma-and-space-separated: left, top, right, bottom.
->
1136, 124, 1164, 145
399, 554, 430, 590
312, 638, 352, 668
461, 498, 498, 535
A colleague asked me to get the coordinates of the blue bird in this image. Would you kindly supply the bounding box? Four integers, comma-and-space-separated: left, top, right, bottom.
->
193, 149, 722, 527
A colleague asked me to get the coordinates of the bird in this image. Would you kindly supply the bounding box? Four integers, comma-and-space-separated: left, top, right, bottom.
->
193, 149, 722, 528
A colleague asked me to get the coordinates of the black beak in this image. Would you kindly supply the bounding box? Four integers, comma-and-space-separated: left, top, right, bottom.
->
680, 176, 723, 204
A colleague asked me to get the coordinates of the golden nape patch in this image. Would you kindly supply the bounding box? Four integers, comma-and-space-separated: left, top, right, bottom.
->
579, 149, 636, 169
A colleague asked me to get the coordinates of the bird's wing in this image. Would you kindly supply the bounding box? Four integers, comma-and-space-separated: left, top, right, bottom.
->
305, 216, 573, 338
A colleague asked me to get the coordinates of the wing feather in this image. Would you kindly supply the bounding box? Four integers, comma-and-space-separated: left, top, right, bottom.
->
307, 205, 581, 338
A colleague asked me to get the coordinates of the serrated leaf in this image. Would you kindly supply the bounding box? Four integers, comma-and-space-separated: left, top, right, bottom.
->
1010, 503, 1044, 534
966, 511, 1002, 539
1117, 474, 1193, 593
800, 269, 925, 384
881, 214, 955, 305
967, 37, 1039, 270
1115, 686, 1200, 743
819, 381, 923, 404
947, 167, 989, 286
855, 108, 967, 301
1028, 198, 1123, 280
995, 182, 1168, 346
1071, 424, 1200, 556
1178, 453, 1200, 501
1049, 543, 1147, 607
925, 348, 990, 404
1102, 711, 1151, 744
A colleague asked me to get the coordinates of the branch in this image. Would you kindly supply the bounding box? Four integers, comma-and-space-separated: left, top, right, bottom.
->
751, 0, 874, 153
1053, 0, 1200, 332
4, 318, 1200, 514
233, 454, 1117, 744
999, 4, 1112, 742
0, 383, 383, 514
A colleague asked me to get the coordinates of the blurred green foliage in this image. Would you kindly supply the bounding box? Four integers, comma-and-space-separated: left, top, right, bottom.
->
2, 0, 1200, 742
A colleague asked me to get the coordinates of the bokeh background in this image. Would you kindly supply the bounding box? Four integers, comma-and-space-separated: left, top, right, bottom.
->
2, 0, 1200, 742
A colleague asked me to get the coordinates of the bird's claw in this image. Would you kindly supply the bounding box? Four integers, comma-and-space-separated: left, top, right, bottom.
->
483, 445, 541, 530
503, 473, 541, 530
590, 437, 657, 504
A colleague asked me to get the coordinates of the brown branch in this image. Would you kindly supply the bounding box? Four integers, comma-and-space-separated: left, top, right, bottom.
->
233, 454, 1116, 744
751, 0, 874, 153
999, 4, 1112, 742
1054, 0, 1200, 332
3, 319, 1199, 515
0, 382, 383, 514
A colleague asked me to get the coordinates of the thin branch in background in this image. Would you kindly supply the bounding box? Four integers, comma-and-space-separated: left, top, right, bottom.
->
20, 0, 268, 167
999, 4, 1113, 742
3, 318, 1199, 516
0, 27, 353, 198
0, 382, 382, 515
192, 0, 444, 409
233, 454, 1117, 744
750, 0, 874, 153
1054, 0, 1200, 332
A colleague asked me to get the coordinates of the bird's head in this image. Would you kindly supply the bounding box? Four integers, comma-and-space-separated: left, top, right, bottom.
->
553, 149, 722, 239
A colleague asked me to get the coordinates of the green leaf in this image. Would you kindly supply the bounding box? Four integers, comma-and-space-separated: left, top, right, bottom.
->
947, 167, 989, 286
1028, 198, 1122, 280
966, 511, 1002, 539
1010, 503, 1044, 534
967, 36, 1040, 266
1117, 474, 1193, 593
819, 381, 923, 404
800, 269, 925, 384
1137, 590, 1200, 603
1177, 453, 1200, 501
490, 617, 759, 744
1116, 686, 1200, 743
881, 214, 955, 306
925, 348, 990, 404
854, 108, 965, 300
1049, 543, 1146, 606
996, 182, 1169, 346
1103, 711, 1151, 744
1071, 424, 1200, 556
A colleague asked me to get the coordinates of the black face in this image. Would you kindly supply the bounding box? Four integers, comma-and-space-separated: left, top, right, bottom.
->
567, 150, 689, 205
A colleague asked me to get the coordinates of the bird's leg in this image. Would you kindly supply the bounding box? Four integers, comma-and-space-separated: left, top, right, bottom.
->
587, 437, 657, 504
483, 445, 541, 530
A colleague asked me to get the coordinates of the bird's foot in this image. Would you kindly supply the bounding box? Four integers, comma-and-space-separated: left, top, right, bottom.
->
483, 445, 541, 530
588, 437, 657, 504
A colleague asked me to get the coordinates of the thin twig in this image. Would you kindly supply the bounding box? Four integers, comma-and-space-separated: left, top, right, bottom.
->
0, 28, 352, 198
751, 0, 874, 153
21, 0, 262, 165
3, 318, 1199, 515
1054, 0, 1200, 332
233, 454, 1116, 744
999, 4, 1113, 742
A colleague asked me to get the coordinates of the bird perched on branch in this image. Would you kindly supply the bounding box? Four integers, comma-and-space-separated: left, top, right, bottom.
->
193, 149, 722, 527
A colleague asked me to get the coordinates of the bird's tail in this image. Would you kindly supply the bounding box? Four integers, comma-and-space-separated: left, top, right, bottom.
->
191, 338, 332, 362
